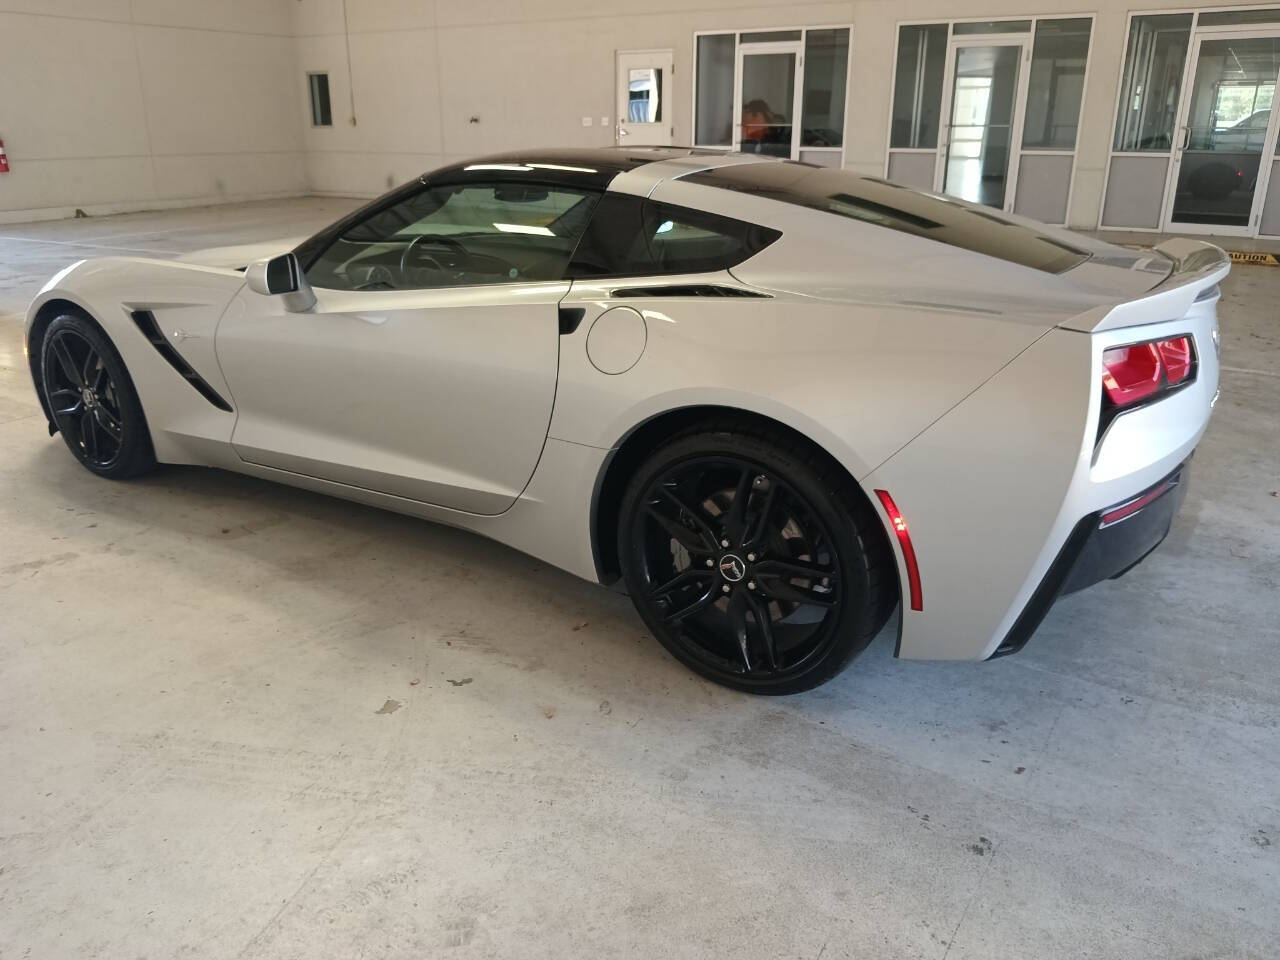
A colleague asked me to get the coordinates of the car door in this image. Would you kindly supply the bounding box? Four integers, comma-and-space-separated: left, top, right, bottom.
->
214, 179, 600, 516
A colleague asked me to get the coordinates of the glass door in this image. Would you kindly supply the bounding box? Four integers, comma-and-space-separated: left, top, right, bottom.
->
1166, 31, 1280, 235
735, 41, 802, 158
935, 37, 1029, 210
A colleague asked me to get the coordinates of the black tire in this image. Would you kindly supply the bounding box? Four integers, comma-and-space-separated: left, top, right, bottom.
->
39, 313, 156, 479
618, 420, 895, 694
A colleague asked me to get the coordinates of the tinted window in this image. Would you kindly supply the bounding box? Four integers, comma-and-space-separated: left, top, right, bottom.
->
695, 35, 735, 146
308, 73, 332, 127
801, 28, 849, 148
891, 25, 947, 149
1023, 19, 1091, 149
1113, 14, 1192, 152
567, 194, 780, 278
680, 163, 1089, 274
305, 182, 599, 291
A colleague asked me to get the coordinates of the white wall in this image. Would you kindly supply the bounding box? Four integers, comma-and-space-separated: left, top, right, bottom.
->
283, 0, 1152, 227
291, 0, 857, 198
0, 0, 306, 223
291, 0, 1259, 230
0, 0, 1268, 229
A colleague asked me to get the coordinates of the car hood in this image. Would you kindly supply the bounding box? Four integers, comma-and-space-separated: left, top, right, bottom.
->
176, 236, 306, 270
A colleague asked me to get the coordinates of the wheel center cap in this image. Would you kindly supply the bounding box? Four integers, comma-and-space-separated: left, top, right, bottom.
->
718, 553, 746, 583
81, 387, 96, 408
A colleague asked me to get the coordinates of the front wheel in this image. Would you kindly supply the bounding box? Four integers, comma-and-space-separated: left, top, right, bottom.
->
618, 423, 895, 694
40, 313, 156, 479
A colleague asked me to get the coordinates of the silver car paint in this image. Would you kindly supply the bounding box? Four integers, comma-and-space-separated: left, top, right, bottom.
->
217, 280, 567, 515
24, 152, 1227, 662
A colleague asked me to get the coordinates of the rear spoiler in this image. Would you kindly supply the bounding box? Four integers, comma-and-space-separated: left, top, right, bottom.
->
1059, 238, 1230, 334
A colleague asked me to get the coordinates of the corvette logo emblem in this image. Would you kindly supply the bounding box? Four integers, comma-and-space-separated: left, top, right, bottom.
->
718, 554, 746, 582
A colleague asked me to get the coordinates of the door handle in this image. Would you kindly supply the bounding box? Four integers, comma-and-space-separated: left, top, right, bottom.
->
618, 128, 630, 137
1179, 125, 1191, 151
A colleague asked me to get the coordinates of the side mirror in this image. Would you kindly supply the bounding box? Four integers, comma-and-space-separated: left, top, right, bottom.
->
245, 253, 316, 313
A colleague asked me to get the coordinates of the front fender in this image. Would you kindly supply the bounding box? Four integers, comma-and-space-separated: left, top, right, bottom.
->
25, 257, 247, 465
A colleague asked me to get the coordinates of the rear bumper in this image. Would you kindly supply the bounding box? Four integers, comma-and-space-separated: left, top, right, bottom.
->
991, 461, 1190, 658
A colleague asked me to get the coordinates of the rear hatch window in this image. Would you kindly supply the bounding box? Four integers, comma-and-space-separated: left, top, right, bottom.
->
679, 162, 1091, 275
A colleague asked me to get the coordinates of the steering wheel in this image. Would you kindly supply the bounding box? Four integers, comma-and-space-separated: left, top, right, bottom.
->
399, 234, 471, 281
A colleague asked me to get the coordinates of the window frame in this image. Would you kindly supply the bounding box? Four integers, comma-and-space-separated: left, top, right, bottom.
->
307, 71, 333, 128
300, 179, 603, 293
888, 23, 949, 151
882, 12, 1096, 227
1021, 17, 1095, 151
1108, 12, 1196, 156
691, 22, 853, 165
1099, 4, 1280, 236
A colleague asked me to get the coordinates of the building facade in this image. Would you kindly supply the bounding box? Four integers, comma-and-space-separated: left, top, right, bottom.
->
672, 3, 1280, 238
2, 0, 1278, 238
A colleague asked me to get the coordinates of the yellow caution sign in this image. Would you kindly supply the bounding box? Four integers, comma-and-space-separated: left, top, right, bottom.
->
1227, 250, 1280, 266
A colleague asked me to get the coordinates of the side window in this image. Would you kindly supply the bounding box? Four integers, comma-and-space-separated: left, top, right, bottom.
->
567, 194, 780, 278
304, 182, 599, 291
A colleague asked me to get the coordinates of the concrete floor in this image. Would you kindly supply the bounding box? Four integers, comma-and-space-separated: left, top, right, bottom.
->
1, 199, 1277, 959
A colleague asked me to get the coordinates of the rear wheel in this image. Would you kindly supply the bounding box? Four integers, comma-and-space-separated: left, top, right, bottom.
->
40, 313, 156, 479
618, 423, 894, 694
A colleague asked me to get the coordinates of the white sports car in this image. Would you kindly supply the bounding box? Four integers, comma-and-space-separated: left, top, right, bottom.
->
25, 148, 1227, 693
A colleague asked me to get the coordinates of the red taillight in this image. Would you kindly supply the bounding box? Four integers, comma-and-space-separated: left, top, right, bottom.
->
874, 489, 922, 612
1156, 336, 1193, 384
1101, 343, 1162, 406
1101, 335, 1197, 409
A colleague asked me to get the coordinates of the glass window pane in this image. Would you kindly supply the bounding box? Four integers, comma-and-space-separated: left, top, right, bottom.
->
1197, 9, 1280, 27
891, 24, 947, 148
801, 28, 849, 147
696, 34, 735, 146
566, 194, 780, 279
953, 20, 1031, 36
1023, 18, 1092, 149
306, 183, 599, 290
741, 52, 796, 157
627, 68, 663, 123
1113, 14, 1192, 151
741, 30, 801, 43
1172, 36, 1280, 227
308, 73, 332, 127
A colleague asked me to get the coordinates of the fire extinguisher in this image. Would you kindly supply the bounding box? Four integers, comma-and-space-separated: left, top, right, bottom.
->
0, 138, 9, 173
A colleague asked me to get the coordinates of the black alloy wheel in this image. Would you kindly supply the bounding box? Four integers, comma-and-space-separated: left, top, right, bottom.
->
40, 313, 155, 479
619, 424, 894, 694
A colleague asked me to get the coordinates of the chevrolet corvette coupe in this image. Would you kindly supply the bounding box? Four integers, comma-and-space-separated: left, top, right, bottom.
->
25, 148, 1227, 693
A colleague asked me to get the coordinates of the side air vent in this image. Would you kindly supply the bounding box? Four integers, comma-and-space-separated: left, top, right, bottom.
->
130, 310, 233, 412
609, 284, 772, 299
